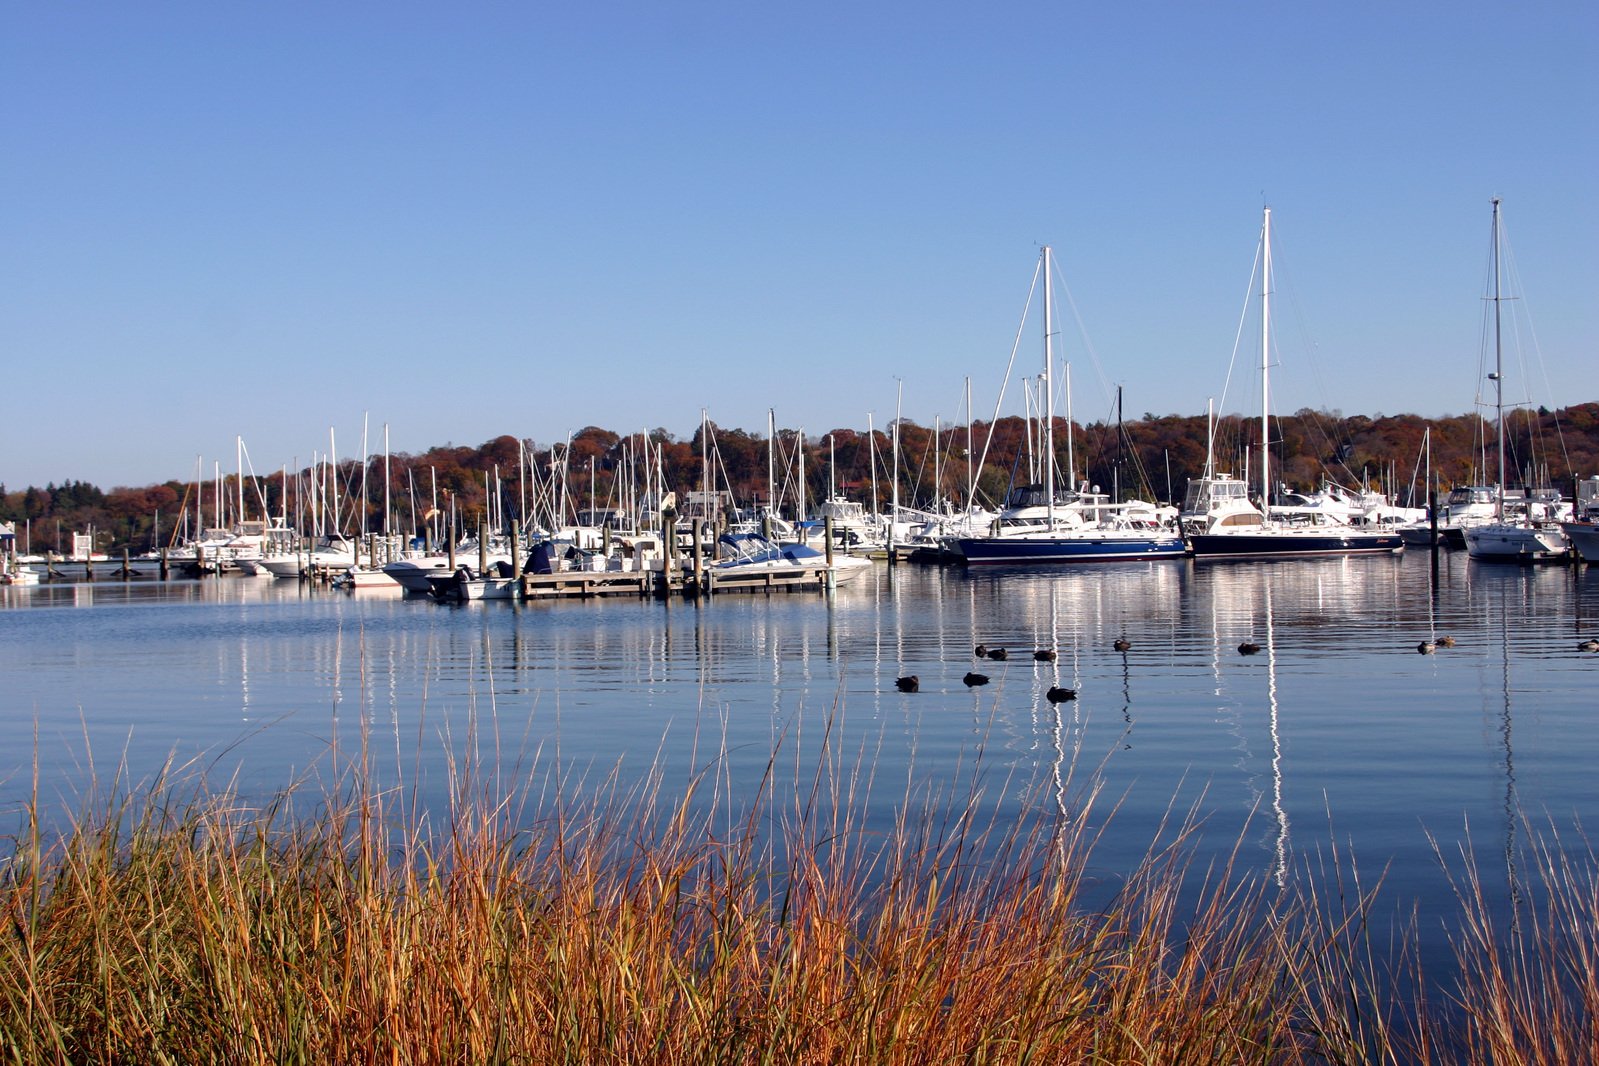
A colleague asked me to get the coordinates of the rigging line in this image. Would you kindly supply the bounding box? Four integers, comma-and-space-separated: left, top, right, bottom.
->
1050, 256, 1116, 414
1218, 235, 1265, 423
1496, 214, 1572, 476
971, 253, 1043, 482
1268, 217, 1340, 434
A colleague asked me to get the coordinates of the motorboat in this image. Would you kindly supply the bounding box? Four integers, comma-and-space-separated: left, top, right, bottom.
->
707, 532, 872, 585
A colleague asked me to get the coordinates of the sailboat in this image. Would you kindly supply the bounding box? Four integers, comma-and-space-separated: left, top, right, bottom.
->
955, 246, 1186, 566
1463, 199, 1571, 562
1187, 208, 1404, 560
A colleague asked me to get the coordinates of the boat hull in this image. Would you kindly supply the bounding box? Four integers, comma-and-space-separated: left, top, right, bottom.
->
1558, 522, 1599, 563
956, 534, 1187, 565
1464, 523, 1570, 562
1188, 529, 1404, 560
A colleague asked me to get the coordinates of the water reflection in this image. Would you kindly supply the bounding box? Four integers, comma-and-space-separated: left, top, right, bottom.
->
1, 555, 1595, 964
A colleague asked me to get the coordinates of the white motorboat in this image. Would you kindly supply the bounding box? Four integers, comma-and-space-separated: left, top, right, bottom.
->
708, 532, 872, 585
258, 535, 359, 579
1557, 476, 1599, 563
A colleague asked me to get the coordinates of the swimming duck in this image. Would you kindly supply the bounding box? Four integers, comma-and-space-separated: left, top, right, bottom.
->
1579, 639, 1599, 653
1417, 641, 1436, 654
1033, 649, 1057, 662
974, 644, 988, 658
895, 676, 919, 693
962, 671, 990, 687
1238, 642, 1262, 655
1046, 686, 1078, 703
1436, 635, 1456, 648
986, 647, 1009, 661
1113, 638, 1131, 652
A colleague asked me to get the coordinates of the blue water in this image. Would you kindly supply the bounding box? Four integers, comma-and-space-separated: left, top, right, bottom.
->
2, 554, 1596, 978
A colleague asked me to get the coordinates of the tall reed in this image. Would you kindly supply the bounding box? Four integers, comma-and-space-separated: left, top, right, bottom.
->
0, 719, 1591, 1064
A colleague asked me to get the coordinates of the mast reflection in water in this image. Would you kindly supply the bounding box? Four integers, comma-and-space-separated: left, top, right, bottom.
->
2, 553, 1595, 977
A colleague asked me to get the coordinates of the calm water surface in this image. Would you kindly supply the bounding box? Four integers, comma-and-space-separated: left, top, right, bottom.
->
3, 553, 1596, 971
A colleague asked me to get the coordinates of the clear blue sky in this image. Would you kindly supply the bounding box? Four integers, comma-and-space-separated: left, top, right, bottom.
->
3, 2, 1594, 489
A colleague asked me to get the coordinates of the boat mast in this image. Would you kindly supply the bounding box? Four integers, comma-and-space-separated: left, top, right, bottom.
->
1043, 245, 1056, 528
767, 408, 776, 518
1260, 208, 1272, 512
868, 413, 879, 521
891, 379, 902, 533
965, 377, 974, 512
797, 427, 806, 523
1065, 361, 1075, 495
235, 436, 245, 525
1490, 197, 1506, 521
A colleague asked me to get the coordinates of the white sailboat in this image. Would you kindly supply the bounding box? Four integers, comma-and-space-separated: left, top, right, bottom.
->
1463, 199, 1571, 563
1188, 208, 1403, 560
955, 245, 1186, 565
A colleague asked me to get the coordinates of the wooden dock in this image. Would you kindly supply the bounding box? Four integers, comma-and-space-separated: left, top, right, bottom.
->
690, 565, 832, 596
517, 565, 835, 599
521, 571, 661, 599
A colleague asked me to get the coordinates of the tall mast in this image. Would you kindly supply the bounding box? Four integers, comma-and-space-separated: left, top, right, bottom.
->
891, 380, 902, 527
1043, 246, 1056, 528
867, 413, 879, 519
797, 427, 805, 522
965, 377, 974, 512
767, 408, 776, 516
359, 413, 369, 539
235, 436, 245, 525
828, 433, 836, 501
1065, 361, 1075, 494
1260, 208, 1273, 510
383, 423, 391, 538
1490, 197, 1506, 519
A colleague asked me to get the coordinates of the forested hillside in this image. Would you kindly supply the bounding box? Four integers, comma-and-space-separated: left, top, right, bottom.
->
5, 404, 1597, 553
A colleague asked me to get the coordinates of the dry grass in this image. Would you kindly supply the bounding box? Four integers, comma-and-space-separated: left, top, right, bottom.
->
0, 723, 1592, 1065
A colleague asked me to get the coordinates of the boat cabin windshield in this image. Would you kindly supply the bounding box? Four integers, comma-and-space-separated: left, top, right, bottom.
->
1181, 476, 1249, 513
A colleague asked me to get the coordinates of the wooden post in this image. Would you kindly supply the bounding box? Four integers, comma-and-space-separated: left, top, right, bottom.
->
478, 521, 488, 576
511, 520, 522, 575
824, 515, 836, 591
691, 519, 704, 597
447, 520, 457, 573
160, 546, 169, 580
196, 545, 205, 577
762, 513, 772, 541
122, 548, 131, 581
660, 511, 675, 597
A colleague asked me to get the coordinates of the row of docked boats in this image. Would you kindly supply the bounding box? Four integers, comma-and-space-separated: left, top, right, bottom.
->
389, 529, 872, 601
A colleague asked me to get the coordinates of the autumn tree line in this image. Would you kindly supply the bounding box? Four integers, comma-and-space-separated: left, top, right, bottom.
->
5, 404, 1598, 554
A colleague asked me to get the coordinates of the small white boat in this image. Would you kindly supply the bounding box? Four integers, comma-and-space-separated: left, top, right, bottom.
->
258, 536, 359, 579
426, 560, 522, 601
709, 532, 872, 585
332, 566, 402, 590
386, 552, 512, 594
